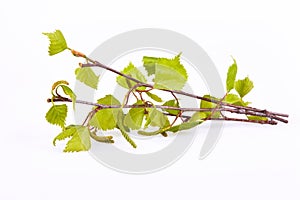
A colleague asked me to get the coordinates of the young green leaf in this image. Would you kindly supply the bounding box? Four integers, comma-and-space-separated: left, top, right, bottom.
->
235, 77, 254, 98
223, 93, 245, 106
60, 85, 76, 110
124, 100, 145, 130
145, 91, 163, 102
63, 126, 91, 152
145, 108, 170, 128
53, 125, 78, 146
162, 99, 180, 115
75, 67, 99, 89
45, 104, 67, 128
116, 62, 147, 89
226, 58, 238, 92
155, 57, 188, 90
43, 30, 68, 56
89, 95, 121, 130
167, 121, 202, 133
200, 95, 220, 118
247, 115, 268, 121
189, 112, 207, 122
142, 56, 158, 76
143, 54, 188, 90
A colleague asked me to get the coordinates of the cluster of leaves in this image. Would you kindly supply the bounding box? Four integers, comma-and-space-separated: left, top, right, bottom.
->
44, 30, 265, 152
223, 58, 267, 121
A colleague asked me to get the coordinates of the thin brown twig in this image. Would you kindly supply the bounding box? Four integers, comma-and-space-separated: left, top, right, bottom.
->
79, 60, 288, 124
48, 96, 282, 125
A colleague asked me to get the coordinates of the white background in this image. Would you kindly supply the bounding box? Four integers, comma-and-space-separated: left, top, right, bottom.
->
0, 0, 299, 199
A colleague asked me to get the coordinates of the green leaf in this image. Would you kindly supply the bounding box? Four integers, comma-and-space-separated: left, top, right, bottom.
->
116, 62, 146, 89
43, 30, 68, 56
63, 126, 91, 152
145, 91, 163, 102
167, 121, 202, 133
189, 112, 207, 122
162, 99, 180, 115
139, 119, 201, 135
224, 93, 241, 104
45, 104, 67, 128
60, 85, 76, 110
145, 108, 170, 128
223, 93, 246, 106
52, 125, 91, 152
89, 95, 121, 130
226, 58, 238, 92
235, 77, 254, 98
53, 125, 77, 146
143, 54, 188, 90
247, 115, 268, 121
200, 95, 220, 118
124, 100, 145, 130
142, 56, 157, 76
75, 67, 99, 89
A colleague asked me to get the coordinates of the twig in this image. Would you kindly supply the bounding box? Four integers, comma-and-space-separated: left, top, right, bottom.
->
79, 61, 288, 124
47, 96, 284, 125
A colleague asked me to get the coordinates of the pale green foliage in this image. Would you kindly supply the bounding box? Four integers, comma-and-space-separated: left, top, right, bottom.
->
43, 31, 269, 153
235, 77, 254, 98
124, 100, 145, 130
53, 125, 76, 145
63, 126, 91, 152
162, 100, 180, 115
43, 30, 68, 56
224, 93, 241, 104
138, 108, 170, 136
200, 95, 220, 118
167, 121, 201, 133
45, 104, 67, 128
226, 58, 238, 92
142, 56, 157, 75
75, 67, 99, 89
143, 54, 188, 90
116, 62, 147, 89
53, 125, 91, 152
189, 112, 207, 122
89, 95, 121, 130
145, 92, 163, 102
51, 81, 76, 109
60, 85, 76, 110
145, 108, 170, 128
247, 115, 268, 121
224, 93, 250, 106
